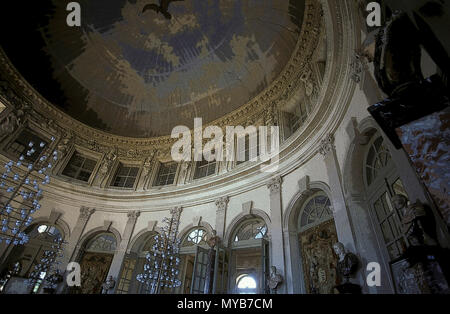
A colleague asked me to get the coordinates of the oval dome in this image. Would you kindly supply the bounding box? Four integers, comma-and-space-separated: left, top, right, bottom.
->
1, 0, 305, 137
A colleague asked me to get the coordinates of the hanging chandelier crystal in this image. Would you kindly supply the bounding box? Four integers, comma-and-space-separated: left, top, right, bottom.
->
0, 137, 58, 247
137, 207, 183, 294
26, 235, 65, 292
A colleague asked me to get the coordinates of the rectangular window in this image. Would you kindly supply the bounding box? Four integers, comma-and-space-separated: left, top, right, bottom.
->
6, 129, 48, 162
62, 152, 97, 182
236, 133, 259, 165
154, 162, 178, 186
373, 192, 407, 260
194, 159, 217, 179
111, 164, 139, 188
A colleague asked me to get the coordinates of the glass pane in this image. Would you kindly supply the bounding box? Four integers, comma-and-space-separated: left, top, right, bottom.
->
388, 216, 401, 238
380, 220, 394, 243
77, 170, 91, 182
83, 158, 97, 171
373, 198, 386, 222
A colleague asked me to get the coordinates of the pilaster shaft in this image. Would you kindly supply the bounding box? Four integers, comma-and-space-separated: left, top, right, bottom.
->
266, 176, 286, 293
215, 196, 229, 239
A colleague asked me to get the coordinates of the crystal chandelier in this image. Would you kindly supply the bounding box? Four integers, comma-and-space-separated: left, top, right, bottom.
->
137, 207, 182, 294
0, 137, 58, 251
26, 235, 65, 293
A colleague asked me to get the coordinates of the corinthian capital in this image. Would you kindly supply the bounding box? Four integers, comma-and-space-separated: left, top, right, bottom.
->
215, 196, 229, 212
127, 210, 141, 221
318, 134, 335, 157
79, 207, 95, 220
267, 176, 282, 194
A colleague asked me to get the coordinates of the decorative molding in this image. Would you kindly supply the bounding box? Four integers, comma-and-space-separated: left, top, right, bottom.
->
48, 210, 62, 225
104, 220, 113, 231
147, 221, 157, 232
318, 134, 335, 157
267, 176, 282, 194
192, 216, 202, 227
298, 175, 310, 191
242, 201, 253, 216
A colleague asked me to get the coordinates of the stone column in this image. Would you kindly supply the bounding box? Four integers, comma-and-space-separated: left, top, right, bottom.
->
106, 210, 140, 294
319, 134, 358, 252
215, 196, 229, 240
266, 176, 286, 293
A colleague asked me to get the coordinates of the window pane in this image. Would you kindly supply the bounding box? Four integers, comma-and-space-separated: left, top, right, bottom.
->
63, 152, 96, 182
154, 163, 177, 186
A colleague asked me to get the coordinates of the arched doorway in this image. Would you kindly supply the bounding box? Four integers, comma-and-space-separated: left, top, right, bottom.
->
0, 223, 64, 294
228, 217, 269, 294
363, 133, 411, 287
298, 191, 339, 294
177, 227, 210, 294
75, 232, 117, 294
116, 231, 158, 294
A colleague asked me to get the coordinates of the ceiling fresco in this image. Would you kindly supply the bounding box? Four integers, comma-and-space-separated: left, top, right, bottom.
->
1, 0, 305, 137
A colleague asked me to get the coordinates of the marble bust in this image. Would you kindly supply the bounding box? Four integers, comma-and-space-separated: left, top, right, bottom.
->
332, 242, 359, 282
267, 266, 283, 291
101, 276, 116, 294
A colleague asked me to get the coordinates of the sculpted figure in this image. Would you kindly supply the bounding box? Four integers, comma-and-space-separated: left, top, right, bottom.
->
267, 266, 283, 292
333, 242, 359, 282
207, 230, 220, 248
57, 133, 73, 160
0, 109, 24, 138
101, 276, 116, 294
99, 148, 117, 179
393, 194, 438, 247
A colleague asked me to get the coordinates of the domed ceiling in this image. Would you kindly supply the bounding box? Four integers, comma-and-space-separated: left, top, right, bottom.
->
1, 0, 305, 137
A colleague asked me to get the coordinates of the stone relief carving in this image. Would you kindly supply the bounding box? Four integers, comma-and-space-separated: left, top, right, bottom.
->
0, 104, 29, 141
141, 155, 155, 189
98, 147, 118, 184
56, 132, 73, 162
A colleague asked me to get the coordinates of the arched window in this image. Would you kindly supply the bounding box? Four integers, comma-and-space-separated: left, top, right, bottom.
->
236, 274, 257, 294
298, 191, 333, 232
229, 217, 269, 294
234, 219, 268, 242
297, 191, 338, 294
74, 232, 117, 294
1, 223, 64, 294
364, 134, 409, 262
182, 228, 207, 247
365, 135, 392, 187
85, 233, 117, 253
